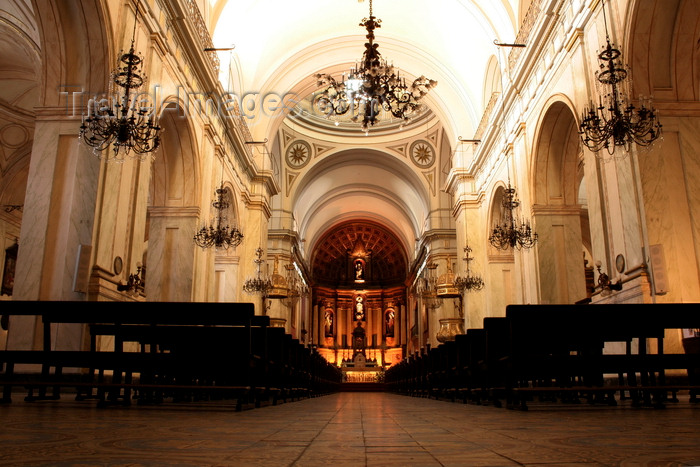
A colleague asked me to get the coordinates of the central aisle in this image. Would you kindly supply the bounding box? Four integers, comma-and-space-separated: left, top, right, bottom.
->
0, 392, 698, 466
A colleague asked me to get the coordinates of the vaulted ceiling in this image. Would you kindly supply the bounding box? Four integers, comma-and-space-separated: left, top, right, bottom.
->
206, 0, 526, 282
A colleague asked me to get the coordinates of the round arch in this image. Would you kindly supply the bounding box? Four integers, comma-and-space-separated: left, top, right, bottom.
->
149, 102, 200, 207
290, 147, 431, 261
145, 101, 201, 301
531, 98, 588, 304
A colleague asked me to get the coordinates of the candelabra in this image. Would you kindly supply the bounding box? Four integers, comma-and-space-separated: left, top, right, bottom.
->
117, 262, 145, 296
595, 260, 622, 297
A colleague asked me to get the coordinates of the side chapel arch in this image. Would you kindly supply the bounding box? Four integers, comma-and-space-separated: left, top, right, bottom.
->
146, 103, 200, 301
531, 99, 589, 304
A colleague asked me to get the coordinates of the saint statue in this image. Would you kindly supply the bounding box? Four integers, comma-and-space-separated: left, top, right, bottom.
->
385, 309, 395, 337
324, 309, 334, 336
355, 296, 364, 321
354, 261, 364, 282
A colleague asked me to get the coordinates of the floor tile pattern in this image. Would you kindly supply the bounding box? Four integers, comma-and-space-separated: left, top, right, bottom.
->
0, 392, 698, 466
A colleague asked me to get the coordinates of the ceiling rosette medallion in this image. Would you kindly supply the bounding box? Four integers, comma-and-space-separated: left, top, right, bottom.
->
410, 140, 435, 168
285, 140, 312, 169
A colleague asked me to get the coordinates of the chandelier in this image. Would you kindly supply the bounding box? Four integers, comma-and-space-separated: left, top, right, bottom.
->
418, 262, 442, 309
243, 247, 273, 296
314, 0, 437, 131
282, 263, 309, 307
79, 6, 160, 161
455, 246, 484, 292
489, 181, 537, 250
193, 183, 243, 250
578, 0, 661, 156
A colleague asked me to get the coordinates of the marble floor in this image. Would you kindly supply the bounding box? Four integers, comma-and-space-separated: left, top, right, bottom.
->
0, 391, 698, 466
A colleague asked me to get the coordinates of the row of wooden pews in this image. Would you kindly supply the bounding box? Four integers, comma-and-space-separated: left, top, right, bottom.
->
386, 303, 700, 410
0, 301, 342, 410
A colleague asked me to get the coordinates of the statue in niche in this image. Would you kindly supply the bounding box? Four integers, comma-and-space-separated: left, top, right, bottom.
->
324, 309, 334, 337
385, 309, 395, 337
354, 260, 364, 282
352, 321, 366, 355
354, 296, 365, 321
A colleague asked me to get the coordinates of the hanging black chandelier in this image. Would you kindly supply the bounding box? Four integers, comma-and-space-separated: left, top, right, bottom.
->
314, 0, 437, 131
79, 6, 161, 161
489, 182, 537, 250
455, 246, 484, 292
579, 0, 661, 156
193, 182, 243, 250
243, 247, 273, 296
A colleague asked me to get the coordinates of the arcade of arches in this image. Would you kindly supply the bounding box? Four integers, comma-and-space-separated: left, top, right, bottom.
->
1, 0, 699, 371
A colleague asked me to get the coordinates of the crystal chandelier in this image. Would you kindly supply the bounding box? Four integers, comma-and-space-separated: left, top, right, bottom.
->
193, 182, 243, 250
314, 0, 437, 131
455, 246, 484, 292
489, 181, 537, 250
579, 0, 661, 156
79, 6, 160, 161
242, 247, 273, 296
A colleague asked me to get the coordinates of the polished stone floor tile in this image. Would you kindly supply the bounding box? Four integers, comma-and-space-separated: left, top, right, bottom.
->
0, 391, 698, 466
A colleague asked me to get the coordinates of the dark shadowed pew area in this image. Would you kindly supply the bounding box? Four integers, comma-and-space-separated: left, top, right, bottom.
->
386, 303, 700, 410
0, 301, 342, 410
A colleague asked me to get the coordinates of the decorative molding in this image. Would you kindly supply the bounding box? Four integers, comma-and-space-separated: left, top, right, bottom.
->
281, 129, 295, 147
387, 143, 408, 157
422, 168, 436, 196
312, 143, 333, 158
410, 140, 436, 168
285, 169, 299, 197
565, 28, 584, 52
285, 140, 312, 169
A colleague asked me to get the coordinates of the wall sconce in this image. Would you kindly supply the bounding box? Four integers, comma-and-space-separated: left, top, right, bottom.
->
595, 260, 622, 296
117, 262, 144, 296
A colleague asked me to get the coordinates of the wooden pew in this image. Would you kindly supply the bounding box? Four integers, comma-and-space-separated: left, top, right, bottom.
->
0, 302, 270, 409
503, 303, 700, 409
